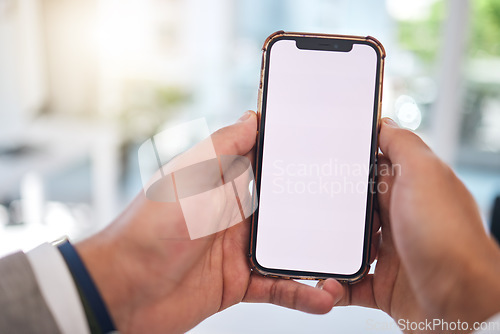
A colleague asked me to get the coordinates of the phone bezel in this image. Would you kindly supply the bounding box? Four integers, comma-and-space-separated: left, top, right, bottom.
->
249, 31, 385, 283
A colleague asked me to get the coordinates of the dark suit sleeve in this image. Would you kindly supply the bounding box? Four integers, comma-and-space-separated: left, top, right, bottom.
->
0, 251, 62, 333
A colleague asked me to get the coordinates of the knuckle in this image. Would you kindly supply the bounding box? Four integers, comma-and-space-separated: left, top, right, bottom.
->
269, 280, 280, 305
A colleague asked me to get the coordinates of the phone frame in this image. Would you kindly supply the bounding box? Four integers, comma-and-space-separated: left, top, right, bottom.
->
249, 31, 386, 283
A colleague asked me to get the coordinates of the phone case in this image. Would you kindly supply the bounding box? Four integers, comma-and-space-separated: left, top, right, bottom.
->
249, 31, 386, 283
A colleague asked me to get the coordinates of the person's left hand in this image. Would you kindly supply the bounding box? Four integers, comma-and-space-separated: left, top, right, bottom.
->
76, 110, 340, 334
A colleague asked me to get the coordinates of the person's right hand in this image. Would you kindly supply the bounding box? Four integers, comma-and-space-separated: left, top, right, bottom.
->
322, 118, 500, 332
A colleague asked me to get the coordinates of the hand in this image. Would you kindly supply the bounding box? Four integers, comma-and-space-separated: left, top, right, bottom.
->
75, 111, 340, 334
322, 118, 500, 332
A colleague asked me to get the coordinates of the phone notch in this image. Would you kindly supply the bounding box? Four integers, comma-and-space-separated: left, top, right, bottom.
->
295, 37, 353, 52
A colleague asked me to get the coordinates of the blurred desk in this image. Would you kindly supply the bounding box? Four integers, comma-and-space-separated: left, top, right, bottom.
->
0, 116, 121, 254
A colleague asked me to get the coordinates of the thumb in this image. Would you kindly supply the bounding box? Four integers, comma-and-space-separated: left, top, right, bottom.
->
378, 118, 433, 167
211, 110, 258, 156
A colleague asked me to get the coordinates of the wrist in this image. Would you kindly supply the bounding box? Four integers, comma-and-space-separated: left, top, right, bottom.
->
75, 232, 135, 332
441, 238, 500, 326
57, 240, 117, 333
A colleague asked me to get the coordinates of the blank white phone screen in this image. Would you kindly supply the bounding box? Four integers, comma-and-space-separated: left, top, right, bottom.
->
255, 39, 378, 275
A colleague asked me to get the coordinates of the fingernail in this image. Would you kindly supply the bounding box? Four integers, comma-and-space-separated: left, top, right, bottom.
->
383, 118, 399, 128
237, 111, 252, 123
316, 280, 325, 290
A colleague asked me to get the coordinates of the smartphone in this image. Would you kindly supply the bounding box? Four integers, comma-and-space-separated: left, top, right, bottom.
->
249, 31, 385, 282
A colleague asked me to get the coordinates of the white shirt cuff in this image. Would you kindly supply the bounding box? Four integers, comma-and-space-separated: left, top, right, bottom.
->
26, 242, 90, 334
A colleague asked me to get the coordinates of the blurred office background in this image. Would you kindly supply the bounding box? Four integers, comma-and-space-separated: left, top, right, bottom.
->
1, 0, 500, 332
